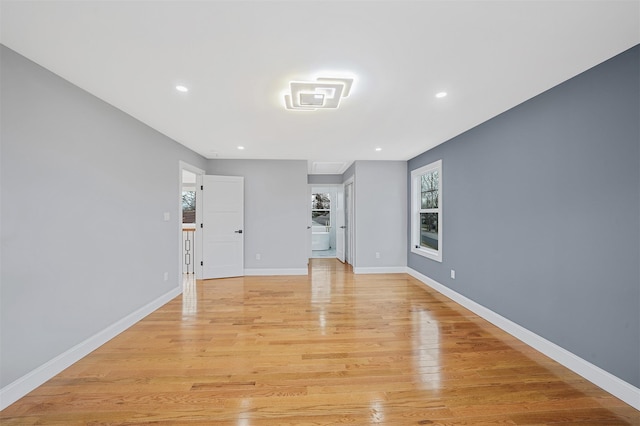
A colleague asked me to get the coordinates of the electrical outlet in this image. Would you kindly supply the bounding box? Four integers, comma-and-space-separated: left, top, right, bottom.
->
164, 272, 169, 281
450, 269, 455, 279
256, 253, 261, 260
375, 252, 380, 259
163, 212, 170, 221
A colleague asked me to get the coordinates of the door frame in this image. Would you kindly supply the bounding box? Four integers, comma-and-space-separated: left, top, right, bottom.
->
307, 185, 312, 261
344, 177, 355, 267
179, 161, 205, 281
335, 183, 345, 263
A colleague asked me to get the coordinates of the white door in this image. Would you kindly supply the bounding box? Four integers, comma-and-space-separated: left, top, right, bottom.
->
201, 175, 244, 279
307, 186, 312, 262
335, 184, 345, 263
345, 181, 354, 265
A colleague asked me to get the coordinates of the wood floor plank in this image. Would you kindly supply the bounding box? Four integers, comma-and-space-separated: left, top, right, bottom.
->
1, 259, 638, 425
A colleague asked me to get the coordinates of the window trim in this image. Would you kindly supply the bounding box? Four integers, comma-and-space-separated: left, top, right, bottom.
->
411, 160, 442, 262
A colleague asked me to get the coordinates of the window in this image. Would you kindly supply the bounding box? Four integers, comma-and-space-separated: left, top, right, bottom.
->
311, 193, 331, 226
411, 160, 442, 262
182, 190, 196, 224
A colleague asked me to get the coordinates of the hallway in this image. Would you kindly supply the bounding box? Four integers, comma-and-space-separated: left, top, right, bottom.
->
1, 259, 637, 424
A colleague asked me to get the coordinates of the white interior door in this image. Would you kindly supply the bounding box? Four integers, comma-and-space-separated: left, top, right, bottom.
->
202, 175, 244, 279
345, 181, 354, 265
307, 186, 312, 262
335, 184, 345, 263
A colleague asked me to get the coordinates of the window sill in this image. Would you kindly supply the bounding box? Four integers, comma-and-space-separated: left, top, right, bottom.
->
411, 246, 442, 262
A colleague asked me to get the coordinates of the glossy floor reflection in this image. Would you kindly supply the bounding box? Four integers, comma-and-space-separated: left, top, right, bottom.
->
311, 247, 336, 258
1, 259, 638, 424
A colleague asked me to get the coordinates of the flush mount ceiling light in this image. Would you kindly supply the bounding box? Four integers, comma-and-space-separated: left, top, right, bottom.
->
284, 77, 354, 111
175, 85, 189, 92
435, 91, 447, 98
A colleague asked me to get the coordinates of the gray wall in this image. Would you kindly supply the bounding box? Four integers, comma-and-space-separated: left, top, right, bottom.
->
308, 174, 343, 184
342, 162, 356, 183
0, 46, 208, 387
408, 45, 639, 386
354, 161, 407, 269
207, 159, 308, 271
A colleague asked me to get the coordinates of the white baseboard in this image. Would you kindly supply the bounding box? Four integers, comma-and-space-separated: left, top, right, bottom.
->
244, 268, 308, 276
0, 286, 182, 411
406, 267, 640, 410
353, 266, 408, 274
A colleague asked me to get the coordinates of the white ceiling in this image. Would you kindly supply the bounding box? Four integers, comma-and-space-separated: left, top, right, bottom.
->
1, 1, 638, 174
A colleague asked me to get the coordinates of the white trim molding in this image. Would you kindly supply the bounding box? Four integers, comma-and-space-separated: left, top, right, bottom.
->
244, 268, 308, 276
0, 287, 182, 411
406, 267, 640, 410
353, 266, 408, 274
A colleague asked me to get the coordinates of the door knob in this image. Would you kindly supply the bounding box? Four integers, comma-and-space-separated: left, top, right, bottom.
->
234, 230, 243, 234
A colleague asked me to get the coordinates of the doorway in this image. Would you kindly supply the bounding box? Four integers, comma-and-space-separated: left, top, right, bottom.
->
308, 183, 351, 265
179, 162, 204, 280
309, 185, 338, 259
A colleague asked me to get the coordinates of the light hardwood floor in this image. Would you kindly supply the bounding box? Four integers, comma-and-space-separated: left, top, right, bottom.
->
2, 259, 638, 425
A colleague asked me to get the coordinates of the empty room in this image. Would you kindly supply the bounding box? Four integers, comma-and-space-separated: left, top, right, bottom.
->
1, 0, 639, 424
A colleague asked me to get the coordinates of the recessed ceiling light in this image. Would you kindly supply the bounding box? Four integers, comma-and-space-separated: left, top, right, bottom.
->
176, 85, 189, 92
435, 91, 447, 98
237, 146, 245, 150
375, 147, 382, 152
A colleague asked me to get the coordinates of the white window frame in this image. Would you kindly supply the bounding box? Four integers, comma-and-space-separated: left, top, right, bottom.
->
311, 192, 331, 227
411, 160, 442, 262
